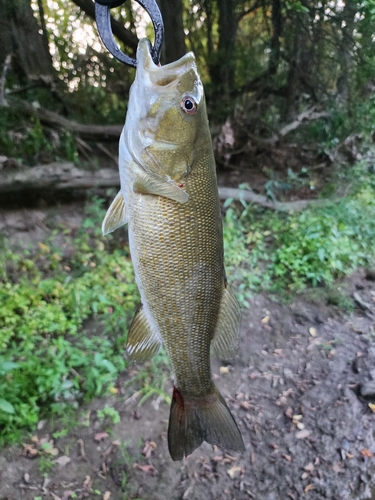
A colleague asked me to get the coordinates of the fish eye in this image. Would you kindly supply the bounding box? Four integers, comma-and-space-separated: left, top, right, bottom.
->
181, 96, 197, 115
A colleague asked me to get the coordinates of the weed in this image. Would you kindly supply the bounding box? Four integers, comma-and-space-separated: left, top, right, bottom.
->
0, 197, 135, 444
223, 160, 375, 296
97, 405, 121, 425
125, 349, 172, 408
38, 455, 54, 475
0, 108, 79, 165
52, 428, 69, 439
325, 286, 355, 312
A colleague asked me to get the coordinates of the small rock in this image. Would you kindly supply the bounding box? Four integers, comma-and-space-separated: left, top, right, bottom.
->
285, 407, 293, 419
315, 313, 325, 324
295, 430, 310, 439
365, 269, 375, 281
309, 327, 317, 337
352, 357, 367, 374
53, 455, 71, 467
359, 381, 375, 399
304, 462, 314, 472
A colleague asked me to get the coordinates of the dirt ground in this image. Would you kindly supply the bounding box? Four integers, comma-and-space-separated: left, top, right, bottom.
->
1, 206, 375, 500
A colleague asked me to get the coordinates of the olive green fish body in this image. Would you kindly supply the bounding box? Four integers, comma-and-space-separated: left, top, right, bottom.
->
127, 135, 222, 397
102, 39, 244, 460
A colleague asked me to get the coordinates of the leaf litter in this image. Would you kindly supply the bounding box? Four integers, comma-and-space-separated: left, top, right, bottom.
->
2, 271, 375, 499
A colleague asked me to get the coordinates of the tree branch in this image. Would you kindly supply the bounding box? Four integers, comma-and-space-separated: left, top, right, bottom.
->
10, 98, 123, 141
0, 55, 11, 106
70, 0, 138, 53
237, 0, 263, 22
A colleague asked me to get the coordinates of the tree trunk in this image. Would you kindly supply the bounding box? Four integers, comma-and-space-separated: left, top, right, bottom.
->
36, 0, 50, 60
207, 0, 238, 117
284, 24, 302, 120
268, 0, 282, 76
0, 0, 55, 84
337, 0, 356, 100
203, 0, 214, 57
158, 0, 186, 63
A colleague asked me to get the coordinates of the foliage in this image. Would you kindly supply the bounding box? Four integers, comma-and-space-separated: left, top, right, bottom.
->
0, 198, 137, 445
0, 107, 79, 165
224, 161, 375, 299
97, 405, 121, 425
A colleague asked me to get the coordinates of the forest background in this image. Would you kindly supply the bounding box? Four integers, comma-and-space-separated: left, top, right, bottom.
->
1, 0, 375, 453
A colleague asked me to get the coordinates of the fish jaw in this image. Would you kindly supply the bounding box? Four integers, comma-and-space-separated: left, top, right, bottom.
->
123, 38, 205, 182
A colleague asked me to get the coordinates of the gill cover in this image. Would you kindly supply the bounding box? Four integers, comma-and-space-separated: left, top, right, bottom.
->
123, 38, 204, 181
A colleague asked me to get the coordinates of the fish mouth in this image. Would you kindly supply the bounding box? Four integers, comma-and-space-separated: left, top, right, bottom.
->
137, 38, 196, 87
123, 38, 201, 177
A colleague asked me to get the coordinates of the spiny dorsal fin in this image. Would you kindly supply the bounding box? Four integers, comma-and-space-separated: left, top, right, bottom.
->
102, 191, 127, 236
211, 284, 241, 359
126, 307, 162, 362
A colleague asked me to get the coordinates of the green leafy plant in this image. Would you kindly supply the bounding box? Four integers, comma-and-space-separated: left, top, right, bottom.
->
0, 197, 136, 444
223, 161, 375, 295
97, 405, 121, 425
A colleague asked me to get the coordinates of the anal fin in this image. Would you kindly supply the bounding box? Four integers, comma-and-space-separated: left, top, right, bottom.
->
126, 307, 162, 362
211, 284, 241, 359
102, 191, 127, 236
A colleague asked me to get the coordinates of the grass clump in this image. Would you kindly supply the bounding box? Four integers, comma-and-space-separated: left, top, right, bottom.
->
0, 198, 137, 445
224, 161, 375, 300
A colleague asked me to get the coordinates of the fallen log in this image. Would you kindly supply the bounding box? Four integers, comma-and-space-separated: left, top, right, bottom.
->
0, 162, 119, 192
0, 162, 338, 212
9, 99, 123, 141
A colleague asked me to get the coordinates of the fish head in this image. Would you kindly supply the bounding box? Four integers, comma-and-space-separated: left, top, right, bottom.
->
123, 38, 206, 181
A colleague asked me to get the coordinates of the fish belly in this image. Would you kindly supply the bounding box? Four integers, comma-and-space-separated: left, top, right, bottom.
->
127, 162, 222, 397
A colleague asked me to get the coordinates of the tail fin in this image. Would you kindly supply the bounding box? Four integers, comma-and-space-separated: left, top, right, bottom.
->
168, 385, 245, 461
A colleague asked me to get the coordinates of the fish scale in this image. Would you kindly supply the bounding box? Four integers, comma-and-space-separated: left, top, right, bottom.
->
128, 147, 221, 396
102, 38, 244, 460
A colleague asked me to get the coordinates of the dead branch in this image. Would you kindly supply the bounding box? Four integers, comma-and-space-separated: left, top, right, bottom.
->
0, 54, 12, 106
218, 187, 337, 211
278, 108, 329, 138
0, 162, 337, 212
10, 98, 123, 141
0, 162, 118, 192
247, 107, 329, 146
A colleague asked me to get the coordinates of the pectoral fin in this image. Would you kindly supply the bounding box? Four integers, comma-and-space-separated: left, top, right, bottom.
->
102, 191, 127, 236
211, 284, 241, 359
126, 307, 162, 362
133, 172, 188, 204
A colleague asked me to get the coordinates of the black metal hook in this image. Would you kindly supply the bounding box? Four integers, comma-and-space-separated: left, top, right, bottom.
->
95, 0, 164, 68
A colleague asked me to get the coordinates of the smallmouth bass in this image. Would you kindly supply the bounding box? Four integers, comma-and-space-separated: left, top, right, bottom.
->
103, 39, 244, 460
